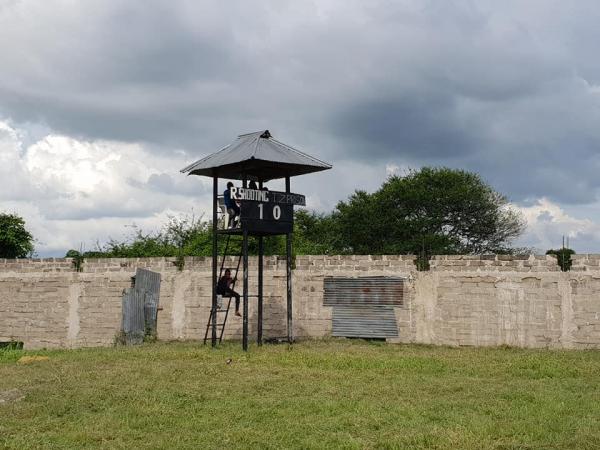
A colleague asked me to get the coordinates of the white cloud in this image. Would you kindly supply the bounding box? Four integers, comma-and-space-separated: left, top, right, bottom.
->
0, 120, 210, 256
385, 164, 400, 177
6, 118, 600, 256
514, 198, 600, 252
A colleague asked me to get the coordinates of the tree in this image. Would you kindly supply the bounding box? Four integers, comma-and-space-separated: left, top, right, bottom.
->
72, 167, 525, 261
546, 248, 575, 271
0, 213, 34, 258
293, 210, 341, 255
316, 167, 525, 257
66, 215, 212, 259
65, 213, 291, 259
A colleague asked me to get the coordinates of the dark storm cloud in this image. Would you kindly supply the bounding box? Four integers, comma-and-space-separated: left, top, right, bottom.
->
332, 94, 481, 159
2, 0, 600, 209
330, 70, 600, 204
0, 0, 274, 147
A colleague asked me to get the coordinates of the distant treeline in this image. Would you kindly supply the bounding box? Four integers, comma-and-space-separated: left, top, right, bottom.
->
67, 167, 526, 262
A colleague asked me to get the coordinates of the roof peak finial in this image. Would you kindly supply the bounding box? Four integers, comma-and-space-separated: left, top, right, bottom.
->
260, 130, 271, 139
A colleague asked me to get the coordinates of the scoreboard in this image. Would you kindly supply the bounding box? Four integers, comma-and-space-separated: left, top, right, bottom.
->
230, 187, 305, 235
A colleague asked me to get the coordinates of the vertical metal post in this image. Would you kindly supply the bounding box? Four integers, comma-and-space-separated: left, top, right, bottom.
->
211, 175, 218, 347
285, 175, 293, 344
242, 228, 249, 351
258, 235, 263, 346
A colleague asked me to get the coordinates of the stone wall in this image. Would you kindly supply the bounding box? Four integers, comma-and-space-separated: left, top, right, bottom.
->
1, 254, 599, 349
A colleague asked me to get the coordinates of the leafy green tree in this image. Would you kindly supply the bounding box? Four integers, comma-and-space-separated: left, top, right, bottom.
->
0, 212, 34, 258
310, 167, 525, 257
293, 210, 341, 255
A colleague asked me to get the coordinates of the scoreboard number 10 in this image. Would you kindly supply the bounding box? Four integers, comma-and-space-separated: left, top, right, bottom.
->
257, 203, 281, 220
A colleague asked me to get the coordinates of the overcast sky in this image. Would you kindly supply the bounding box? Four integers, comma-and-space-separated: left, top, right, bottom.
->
2, 0, 600, 256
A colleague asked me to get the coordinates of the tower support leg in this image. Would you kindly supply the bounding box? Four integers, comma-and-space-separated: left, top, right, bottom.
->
285, 176, 293, 344
258, 236, 263, 346
242, 229, 249, 351
211, 176, 218, 347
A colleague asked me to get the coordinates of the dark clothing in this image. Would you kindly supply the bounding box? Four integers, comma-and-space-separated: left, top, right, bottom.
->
222, 288, 240, 311
217, 275, 240, 311
216, 275, 230, 295
224, 188, 240, 215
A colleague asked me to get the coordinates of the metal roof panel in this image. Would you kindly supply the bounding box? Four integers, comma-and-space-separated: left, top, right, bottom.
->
181, 130, 332, 181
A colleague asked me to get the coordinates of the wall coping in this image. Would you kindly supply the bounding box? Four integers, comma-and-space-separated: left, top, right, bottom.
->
8, 253, 600, 273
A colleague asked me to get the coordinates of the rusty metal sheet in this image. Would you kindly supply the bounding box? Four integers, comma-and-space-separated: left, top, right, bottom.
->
324, 276, 404, 307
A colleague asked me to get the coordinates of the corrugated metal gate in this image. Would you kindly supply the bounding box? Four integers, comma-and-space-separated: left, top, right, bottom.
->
121, 268, 161, 345
324, 276, 404, 338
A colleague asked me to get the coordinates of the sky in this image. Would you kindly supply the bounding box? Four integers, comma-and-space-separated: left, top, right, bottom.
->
1, 0, 600, 256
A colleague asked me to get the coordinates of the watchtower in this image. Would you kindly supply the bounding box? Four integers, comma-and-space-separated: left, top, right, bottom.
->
181, 130, 331, 350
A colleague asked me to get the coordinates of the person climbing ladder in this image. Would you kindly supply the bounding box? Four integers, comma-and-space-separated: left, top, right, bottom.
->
216, 268, 241, 317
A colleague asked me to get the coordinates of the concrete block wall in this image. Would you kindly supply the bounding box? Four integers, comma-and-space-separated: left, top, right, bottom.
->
416, 257, 564, 348
1, 254, 600, 349
294, 255, 417, 341
429, 254, 560, 272
0, 256, 296, 348
0, 270, 129, 349
414, 254, 598, 348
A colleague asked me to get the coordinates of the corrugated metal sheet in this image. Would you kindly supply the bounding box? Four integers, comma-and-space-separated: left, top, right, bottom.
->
120, 268, 161, 345
332, 306, 398, 338
134, 268, 161, 337
324, 276, 404, 306
143, 292, 159, 336
122, 288, 145, 345
180, 130, 332, 181
135, 268, 161, 298
324, 276, 404, 339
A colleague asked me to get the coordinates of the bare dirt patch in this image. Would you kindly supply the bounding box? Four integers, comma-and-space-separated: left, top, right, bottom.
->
0, 389, 24, 405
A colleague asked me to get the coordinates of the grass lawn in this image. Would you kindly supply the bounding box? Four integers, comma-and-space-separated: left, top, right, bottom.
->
1, 340, 599, 449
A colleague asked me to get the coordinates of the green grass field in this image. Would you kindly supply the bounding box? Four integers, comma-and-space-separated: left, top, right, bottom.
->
1, 340, 599, 449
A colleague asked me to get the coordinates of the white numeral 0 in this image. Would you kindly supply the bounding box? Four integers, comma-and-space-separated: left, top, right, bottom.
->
273, 205, 281, 220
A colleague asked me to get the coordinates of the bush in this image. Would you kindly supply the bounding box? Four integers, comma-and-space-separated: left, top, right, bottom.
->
546, 248, 575, 271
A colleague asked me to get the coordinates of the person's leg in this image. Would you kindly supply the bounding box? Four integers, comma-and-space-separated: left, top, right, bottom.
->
227, 207, 240, 228
227, 208, 236, 228
233, 291, 241, 316
225, 288, 241, 316
233, 203, 241, 226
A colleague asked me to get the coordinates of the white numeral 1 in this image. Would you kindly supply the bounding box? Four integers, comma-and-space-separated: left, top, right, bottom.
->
258, 203, 263, 219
